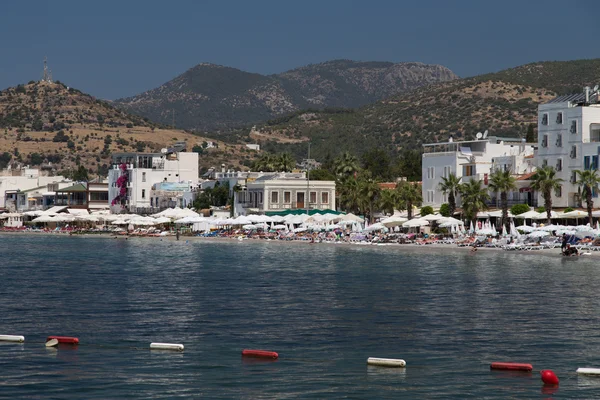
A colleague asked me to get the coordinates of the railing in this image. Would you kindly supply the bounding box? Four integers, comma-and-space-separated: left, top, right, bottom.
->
487, 198, 538, 208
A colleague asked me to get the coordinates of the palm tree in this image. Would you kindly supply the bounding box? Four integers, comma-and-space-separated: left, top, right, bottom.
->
277, 153, 296, 172
459, 179, 490, 226
337, 176, 361, 214
488, 169, 516, 232
395, 182, 422, 220
438, 173, 461, 217
378, 189, 396, 215
530, 166, 563, 224
358, 174, 381, 223
252, 153, 277, 172
333, 152, 359, 178
575, 169, 600, 223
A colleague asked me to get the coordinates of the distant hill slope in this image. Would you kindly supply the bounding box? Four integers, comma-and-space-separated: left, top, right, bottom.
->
227, 59, 600, 162
113, 60, 458, 131
0, 81, 255, 175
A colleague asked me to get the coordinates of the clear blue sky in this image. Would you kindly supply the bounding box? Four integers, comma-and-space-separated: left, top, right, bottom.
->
1, 0, 598, 100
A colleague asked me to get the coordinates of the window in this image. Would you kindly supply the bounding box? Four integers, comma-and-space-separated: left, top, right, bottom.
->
570, 145, 577, 159
310, 191, 317, 204
258, 192, 263, 204
284, 191, 291, 203
321, 192, 329, 204
593, 156, 599, 170
89, 192, 109, 201
141, 189, 146, 199
570, 120, 578, 134
271, 191, 278, 204
585, 156, 591, 170
571, 171, 577, 183
442, 166, 451, 178
591, 124, 600, 142
556, 158, 562, 171
541, 113, 548, 125
427, 190, 434, 203
542, 159, 548, 168
556, 112, 563, 124
142, 172, 146, 182
555, 134, 562, 147
555, 185, 562, 198
427, 166, 435, 179
541, 134, 548, 147
463, 165, 475, 176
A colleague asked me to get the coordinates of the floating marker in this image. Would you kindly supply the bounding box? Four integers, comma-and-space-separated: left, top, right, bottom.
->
45, 338, 59, 347
367, 357, 406, 368
150, 343, 184, 351
577, 368, 600, 376
541, 370, 559, 385
0, 335, 24, 343
241, 349, 278, 359
490, 362, 533, 372
46, 336, 79, 345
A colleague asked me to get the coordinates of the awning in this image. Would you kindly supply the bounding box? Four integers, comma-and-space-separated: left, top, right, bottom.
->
67, 209, 89, 215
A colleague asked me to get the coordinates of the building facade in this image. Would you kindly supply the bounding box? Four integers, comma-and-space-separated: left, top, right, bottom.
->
0, 168, 66, 209
108, 150, 199, 214
421, 136, 535, 209
233, 172, 335, 215
536, 90, 600, 208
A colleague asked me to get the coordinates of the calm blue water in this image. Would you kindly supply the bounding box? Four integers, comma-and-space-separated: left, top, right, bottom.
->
2, 234, 600, 398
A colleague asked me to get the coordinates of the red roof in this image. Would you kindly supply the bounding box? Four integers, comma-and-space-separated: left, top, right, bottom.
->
378, 182, 396, 190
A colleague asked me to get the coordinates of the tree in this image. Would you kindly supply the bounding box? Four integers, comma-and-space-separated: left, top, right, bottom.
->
309, 169, 336, 181
277, 153, 296, 172
29, 152, 43, 165
393, 150, 422, 181
488, 169, 517, 232
395, 182, 422, 220
439, 203, 451, 217
333, 152, 359, 178
358, 173, 381, 223
337, 176, 362, 214
72, 165, 89, 182
510, 203, 530, 216
575, 169, 600, 223
378, 189, 396, 215
192, 145, 204, 154
0, 152, 11, 169
530, 166, 563, 224
252, 153, 277, 172
420, 206, 434, 216
52, 130, 69, 142
459, 179, 490, 226
361, 148, 392, 181
526, 124, 535, 143
438, 173, 461, 217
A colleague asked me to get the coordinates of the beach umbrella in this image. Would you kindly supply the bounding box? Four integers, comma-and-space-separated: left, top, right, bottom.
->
561, 210, 588, 219
153, 217, 172, 224
242, 224, 258, 230
364, 223, 388, 232
339, 213, 364, 223
528, 230, 550, 238
477, 228, 497, 236
469, 221, 474, 233
293, 227, 307, 233
420, 213, 445, 222
272, 224, 287, 230
380, 215, 408, 227
502, 224, 508, 237
532, 211, 559, 220
402, 219, 429, 228
487, 210, 515, 218
516, 225, 534, 233
515, 210, 539, 219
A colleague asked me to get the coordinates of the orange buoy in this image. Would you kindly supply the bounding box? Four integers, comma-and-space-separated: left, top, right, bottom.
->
242, 349, 278, 359
541, 370, 559, 385
46, 336, 79, 345
490, 362, 533, 372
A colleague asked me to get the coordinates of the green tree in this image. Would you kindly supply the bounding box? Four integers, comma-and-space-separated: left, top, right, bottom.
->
395, 182, 422, 220
420, 206, 434, 216
333, 152, 359, 178
252, 153, 277, 172
72, 165, 89, 182
526, 124, 535, 143
0, 152, 12, 169
510, 203, 530, 216
309, 168, 336, 181
192, 144, 204, 154
378, 189, 396, 215
439, 203, 451, 217
337, 176, 362, 214
359, 174, 381, 223
530, 166, 563, 224
29, 152, 43, 165
575, 169, 600, 223
361, 148, 392, 181
438, 173, 461, 217
488, 169, 517, 232
459, 179, 490, 226
277, 153, 296, 172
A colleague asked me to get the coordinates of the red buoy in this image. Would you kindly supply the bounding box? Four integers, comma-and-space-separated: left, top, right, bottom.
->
541, 370, 559, 385
46, 336, 79, 345
490, 362, 533, 372
241, 349, 278, 359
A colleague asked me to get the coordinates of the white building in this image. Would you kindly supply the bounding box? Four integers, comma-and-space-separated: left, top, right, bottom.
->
234, 172, 336, 215
0, 168, 66, 209
422, 136, 535, 209
536, 89, 600, 208
108, 150, 199, 214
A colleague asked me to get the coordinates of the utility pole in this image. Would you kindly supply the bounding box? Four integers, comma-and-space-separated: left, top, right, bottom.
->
306, 142, 311, 215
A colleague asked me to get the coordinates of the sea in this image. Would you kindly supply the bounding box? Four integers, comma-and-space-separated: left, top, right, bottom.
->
1, 234, 600, 399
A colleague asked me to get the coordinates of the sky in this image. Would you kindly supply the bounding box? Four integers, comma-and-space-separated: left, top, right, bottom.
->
1, 0, 599, 100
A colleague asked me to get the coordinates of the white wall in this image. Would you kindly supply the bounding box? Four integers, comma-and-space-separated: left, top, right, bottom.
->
0, 175, 66, 208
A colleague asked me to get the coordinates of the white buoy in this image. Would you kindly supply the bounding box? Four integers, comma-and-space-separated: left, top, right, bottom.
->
577, 368, 600, 376
0, 335, 25, 343
150, 342, 184, 351
45, 338, 59, 347
367, 357, 406, 367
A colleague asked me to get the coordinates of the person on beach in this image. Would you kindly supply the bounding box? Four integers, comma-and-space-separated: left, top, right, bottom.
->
561, 233, 567, 252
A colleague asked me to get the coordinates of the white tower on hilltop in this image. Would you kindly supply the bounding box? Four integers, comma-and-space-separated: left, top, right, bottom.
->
42, 56, 53, 83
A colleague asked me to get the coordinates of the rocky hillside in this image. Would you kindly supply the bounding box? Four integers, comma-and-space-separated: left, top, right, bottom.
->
226, 59, 600, 162
113, 60, 458, 131
0, 81, 257, 176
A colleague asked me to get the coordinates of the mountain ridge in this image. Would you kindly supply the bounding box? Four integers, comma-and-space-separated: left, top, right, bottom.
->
113, 59, 458, 131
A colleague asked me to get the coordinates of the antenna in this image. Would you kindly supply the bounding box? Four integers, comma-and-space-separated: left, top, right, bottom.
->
476, 132, 483, 140
483, 130, 488, 139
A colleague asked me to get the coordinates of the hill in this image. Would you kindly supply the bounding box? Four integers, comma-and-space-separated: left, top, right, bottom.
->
0, 81, 256, 176
227, 59, 600, 162
112, 60, 458, 131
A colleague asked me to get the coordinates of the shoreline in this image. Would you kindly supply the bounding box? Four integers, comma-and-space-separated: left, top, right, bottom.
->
1, 230, 590, 258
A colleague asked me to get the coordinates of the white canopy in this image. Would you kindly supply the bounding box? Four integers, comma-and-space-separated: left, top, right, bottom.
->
364, 223, 388, 232
420, 213, 445, 222
486, 210, 514, 218
515, 210, 540, 219
561, 210, 588, 218
339, 213, 364, 223
531, 211, 559, 220
402, 218, 430, 228
380, 215, 408, 227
